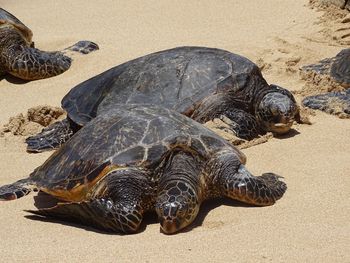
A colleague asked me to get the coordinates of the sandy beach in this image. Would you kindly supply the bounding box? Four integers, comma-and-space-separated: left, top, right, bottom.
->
0, 0, 349, 262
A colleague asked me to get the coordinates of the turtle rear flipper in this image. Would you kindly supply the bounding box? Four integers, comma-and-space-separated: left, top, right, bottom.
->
0, 178, 33, 201
26, 118, 76, 153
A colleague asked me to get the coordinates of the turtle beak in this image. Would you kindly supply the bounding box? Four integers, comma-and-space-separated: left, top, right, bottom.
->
159, 217, 181, 234
271, 119, 294, 134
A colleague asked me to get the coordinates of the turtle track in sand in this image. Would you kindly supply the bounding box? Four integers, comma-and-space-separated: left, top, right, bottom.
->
308, 0, 350, 46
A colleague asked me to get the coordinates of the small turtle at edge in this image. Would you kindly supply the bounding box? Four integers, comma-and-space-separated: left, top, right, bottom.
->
26, 46, 299, 153
301, 48, 350, 117
0, 8, 99, 80
0, 104, 286, 234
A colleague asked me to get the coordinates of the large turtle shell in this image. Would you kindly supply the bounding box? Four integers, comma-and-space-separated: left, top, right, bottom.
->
62, 46, 267, 126
0, 8, 33, 43
29, 104, 245, 202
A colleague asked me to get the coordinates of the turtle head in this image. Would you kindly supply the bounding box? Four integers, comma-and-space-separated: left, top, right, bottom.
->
256, 85, 299, 134
155, 181, 199, 234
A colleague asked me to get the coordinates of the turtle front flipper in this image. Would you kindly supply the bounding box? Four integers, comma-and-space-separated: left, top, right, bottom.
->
0, 178, 34, 201
210, 151, 287, 206
301, 49, 350, 87
301, 57, 335, 76
191, 94, 264, 139
26, 118, 78, 153
302, 89, 350, 118
218, 109, 263, 140
2, 43, 72, 80
63, 41, 99, 55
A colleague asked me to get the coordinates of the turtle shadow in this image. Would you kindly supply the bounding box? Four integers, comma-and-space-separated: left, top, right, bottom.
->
0, 74, 30, 84
274, 128, 300, 140
24, 215, 125, 235
24, 193, 255, 235
165, 197, 256, 235
24, 192, 154, 235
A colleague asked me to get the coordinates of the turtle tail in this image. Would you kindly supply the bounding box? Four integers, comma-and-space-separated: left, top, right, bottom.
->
0, 178, 34, 201
26, 118, 78, 153
4, 45, 72, 80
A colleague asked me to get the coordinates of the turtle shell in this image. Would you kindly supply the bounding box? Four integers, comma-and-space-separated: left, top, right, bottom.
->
62, 46, 268, 126
29, 104, 245, 202
330, 48, 350, 87
0, 8, 33, 43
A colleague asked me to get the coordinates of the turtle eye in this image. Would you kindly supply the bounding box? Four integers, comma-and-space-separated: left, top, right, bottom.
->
155, 203, 164, 213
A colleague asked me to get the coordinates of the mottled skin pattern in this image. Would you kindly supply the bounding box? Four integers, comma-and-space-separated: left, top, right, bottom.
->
26, 46, 299, 152
0, 8, 98, 80
302, 49, 350, 115
0, 105, 286, 234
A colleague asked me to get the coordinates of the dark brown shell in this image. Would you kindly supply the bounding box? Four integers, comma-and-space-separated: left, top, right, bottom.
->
330, 48, 350, 87
29, 105, 245, 201
62, 46, 268, 126
0, 8, 33, 43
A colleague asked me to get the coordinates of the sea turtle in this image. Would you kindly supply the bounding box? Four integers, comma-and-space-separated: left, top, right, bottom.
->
26, 46, 299, 153
0, 104, 286, 234
302, 48, 350, 116
315, 0, 350, 9
0, 8, 99, 80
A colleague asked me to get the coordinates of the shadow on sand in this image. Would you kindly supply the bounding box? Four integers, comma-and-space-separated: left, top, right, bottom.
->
24, 192, 256, 235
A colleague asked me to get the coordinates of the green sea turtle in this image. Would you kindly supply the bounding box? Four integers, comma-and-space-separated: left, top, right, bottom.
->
302, 48, 350, 116
314, 0, 350, 9
0, 8, 99, 80
26, 46, 299, 153
0, 104, 286, 234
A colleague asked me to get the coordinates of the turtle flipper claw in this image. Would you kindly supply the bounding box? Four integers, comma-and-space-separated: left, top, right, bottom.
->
26, 119, 76, 153
0, 179, 32, 201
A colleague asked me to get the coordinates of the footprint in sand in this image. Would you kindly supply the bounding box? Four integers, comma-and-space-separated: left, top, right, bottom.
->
202, 220, 225, 229
309, 1, 350, 45
332, 14, 350, 44
257, 38, 304, 75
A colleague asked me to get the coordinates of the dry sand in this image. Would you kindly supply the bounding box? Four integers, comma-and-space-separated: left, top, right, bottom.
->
0, 0, 349, 262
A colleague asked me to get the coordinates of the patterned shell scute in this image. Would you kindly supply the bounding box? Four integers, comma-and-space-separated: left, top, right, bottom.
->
30, 105, 236, 193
